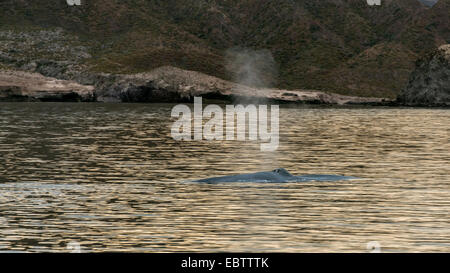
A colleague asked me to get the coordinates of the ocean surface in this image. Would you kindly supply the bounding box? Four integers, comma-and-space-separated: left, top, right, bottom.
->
0, 102, 449, 252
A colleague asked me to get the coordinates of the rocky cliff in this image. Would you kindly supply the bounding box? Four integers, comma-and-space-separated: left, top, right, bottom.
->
397, 44, 450, 106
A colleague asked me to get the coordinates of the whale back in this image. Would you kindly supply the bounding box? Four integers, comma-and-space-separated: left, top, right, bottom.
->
194, 168, 294, 183
193, 168, 355, 183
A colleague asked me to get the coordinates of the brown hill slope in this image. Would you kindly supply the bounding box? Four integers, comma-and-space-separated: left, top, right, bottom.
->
0, 0, 448, 98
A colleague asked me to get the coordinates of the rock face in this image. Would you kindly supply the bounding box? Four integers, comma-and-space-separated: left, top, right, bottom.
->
0, 70, 95, 101
398, 45, 450, 106
95, 66, 388, 105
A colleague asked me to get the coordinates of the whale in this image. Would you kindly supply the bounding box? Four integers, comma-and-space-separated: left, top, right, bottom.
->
193, 168, 356, 183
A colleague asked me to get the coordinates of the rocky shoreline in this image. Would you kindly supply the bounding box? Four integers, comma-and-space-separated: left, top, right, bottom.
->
0, 70, 94, 102
1, 44, 448, 106
0, 66, 390, 105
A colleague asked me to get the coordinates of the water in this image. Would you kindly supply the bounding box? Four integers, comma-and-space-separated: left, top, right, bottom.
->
0, 102, 449, 252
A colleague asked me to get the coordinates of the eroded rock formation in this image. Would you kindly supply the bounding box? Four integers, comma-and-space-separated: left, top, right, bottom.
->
0, 70, 94, 101
95, 66, 388, 105
398, 45, 450, 106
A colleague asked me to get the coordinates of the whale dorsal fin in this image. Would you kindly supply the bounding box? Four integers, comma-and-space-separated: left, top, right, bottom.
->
272, 168, 292, 176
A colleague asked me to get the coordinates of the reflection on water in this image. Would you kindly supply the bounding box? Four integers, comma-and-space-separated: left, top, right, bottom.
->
0, 102, 449, 252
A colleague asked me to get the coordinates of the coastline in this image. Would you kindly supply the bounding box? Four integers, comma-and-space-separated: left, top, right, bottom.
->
0, 67, 394, 106
1, 58, 448, 107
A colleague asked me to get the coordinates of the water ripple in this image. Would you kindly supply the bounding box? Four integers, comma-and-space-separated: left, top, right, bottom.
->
0, 103, 449, 252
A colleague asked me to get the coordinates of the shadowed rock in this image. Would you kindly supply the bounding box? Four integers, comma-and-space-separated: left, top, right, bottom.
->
398, 44, 450, 107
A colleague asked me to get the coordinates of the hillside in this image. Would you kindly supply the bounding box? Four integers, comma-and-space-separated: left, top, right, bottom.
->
0, 0, 448, 98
